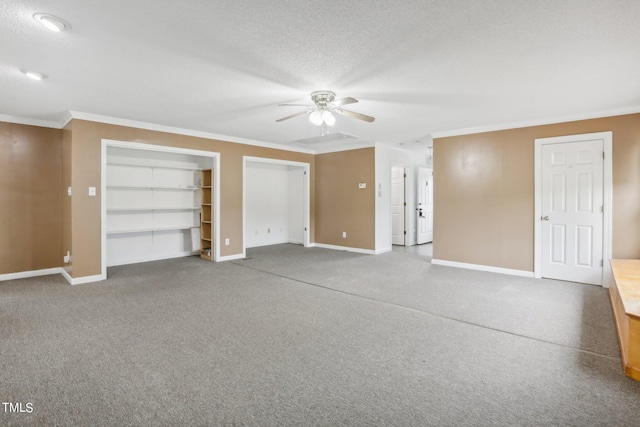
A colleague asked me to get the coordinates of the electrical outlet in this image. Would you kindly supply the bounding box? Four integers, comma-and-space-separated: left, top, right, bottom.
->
225, 238, 230, 246
63, 251, 71, 263
88, 187, 96, 196
342, 231, 347, 238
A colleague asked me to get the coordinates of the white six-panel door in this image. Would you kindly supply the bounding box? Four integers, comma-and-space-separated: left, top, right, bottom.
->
540, 139, 604, 285
417, 167, 433, 244
391, 166, 406, 245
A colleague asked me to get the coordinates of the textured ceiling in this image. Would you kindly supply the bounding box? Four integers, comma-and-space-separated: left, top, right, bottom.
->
2, 0, 640, 152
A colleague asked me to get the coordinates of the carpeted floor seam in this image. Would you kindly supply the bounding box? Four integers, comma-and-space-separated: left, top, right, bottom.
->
231, 260, 621, 362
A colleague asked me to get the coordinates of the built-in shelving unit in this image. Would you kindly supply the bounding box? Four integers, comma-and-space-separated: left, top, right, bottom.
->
200, 169, 214, 260
105, 146, 213, 267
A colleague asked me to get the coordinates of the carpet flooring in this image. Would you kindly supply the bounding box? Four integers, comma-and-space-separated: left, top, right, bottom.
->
1, 244, 639, 426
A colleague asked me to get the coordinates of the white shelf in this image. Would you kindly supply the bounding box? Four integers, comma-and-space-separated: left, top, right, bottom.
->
107, 206, 200, 212
106, 146, 212, 267
107, 161, 201, 171
107, 226, 195, 235
107, 185, 200, 191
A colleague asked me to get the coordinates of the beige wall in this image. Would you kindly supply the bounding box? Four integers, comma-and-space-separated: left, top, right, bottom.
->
315, 148, 376, 250
68, 119, 315, 278
0, 122, 62, 274
2, 118, 381, 279
433, 113, 640, 271
61, 122, 72, 276
10, 110, 637, 279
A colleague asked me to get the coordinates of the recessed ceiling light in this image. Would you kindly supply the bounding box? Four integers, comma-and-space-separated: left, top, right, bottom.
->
33, 13, 70, 32
24, 71, 45, 80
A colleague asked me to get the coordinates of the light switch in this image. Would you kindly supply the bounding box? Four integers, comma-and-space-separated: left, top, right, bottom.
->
88, 187, 96, 196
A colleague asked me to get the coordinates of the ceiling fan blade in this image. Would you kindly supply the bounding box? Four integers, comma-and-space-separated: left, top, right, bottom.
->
332, 97, 358, 107
275, 110, 311, 122
278, 103, 313, 107
335, 108, 375, 123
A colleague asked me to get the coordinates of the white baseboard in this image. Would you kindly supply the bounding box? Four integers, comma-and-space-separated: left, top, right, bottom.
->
0, 267, 62, 282
217, 252, 247, 261
311, 243, 377, 255
431, 259, 535, 278
375, 247, 392, 254
245, 239, 290, 249
60, 269, 106, 285
0, 267, 106, 285
107, 251, 198, 267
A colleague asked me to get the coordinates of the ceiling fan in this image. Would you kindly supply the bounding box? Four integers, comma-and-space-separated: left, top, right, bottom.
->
276, 90, 375, 126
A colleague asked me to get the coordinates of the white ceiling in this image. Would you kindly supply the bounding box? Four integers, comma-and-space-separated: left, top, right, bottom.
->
3, 0, 640, 153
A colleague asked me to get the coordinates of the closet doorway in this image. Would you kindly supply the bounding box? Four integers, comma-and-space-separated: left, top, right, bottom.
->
243, 157, 310, 253
391, 166, 407, 245
101, 140, 219, 277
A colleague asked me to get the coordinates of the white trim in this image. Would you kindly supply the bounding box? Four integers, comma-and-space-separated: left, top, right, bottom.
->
106, 251, 199, 267
63, 274, 107, 286
534, 131, 613, 287
0, 113, 62, 129
0, 111, 374, 155
101, 140, 221, 275
60, 268, 72, 284
0, 267, 62, 282
72, 111, 315, 154
431, 259, 535, 278
311, 243, 378, 255
247, 240, 297, 249
243, 156, 311, 254
59, 111, 73, 128
60, 268, 106, 285
390, 164, 409, 246
0, 267, 107, 285
213, 157, 222, 262
217, 253, 247, 262
431, 106, 640, 139
313, 141, 376, 154
101, 141, 108, 279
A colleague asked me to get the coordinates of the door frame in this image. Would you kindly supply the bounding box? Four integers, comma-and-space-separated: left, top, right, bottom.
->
243, 156, 311, 257
533, 131, 613, 287
390, 165, 407, 246
416, 167, 434, 245
101, 139, 220, 279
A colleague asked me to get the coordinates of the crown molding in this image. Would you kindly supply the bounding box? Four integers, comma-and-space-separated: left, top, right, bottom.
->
0, 113, 63, 129
58, 111, 73, 128
431, 105, 640, 139
313, 140, 376, 154
0, 111, 377, 154
68, 111, 315, 154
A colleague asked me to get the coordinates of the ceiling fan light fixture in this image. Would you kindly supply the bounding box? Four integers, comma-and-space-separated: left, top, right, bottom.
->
24, 70, 45, 80
322, 110, 336, 126
33, 13, 70, 32
276, 90, 374, 126
309, 110, 323, 126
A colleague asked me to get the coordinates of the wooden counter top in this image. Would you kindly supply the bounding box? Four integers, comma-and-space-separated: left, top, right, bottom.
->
609, 259, 640, 381
610, 259, 640, 319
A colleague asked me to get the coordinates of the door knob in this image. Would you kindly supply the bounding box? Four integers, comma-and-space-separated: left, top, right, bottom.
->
542, 216, 550, 221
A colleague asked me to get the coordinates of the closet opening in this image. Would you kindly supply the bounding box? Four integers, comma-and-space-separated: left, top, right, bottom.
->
101, 140, 219, 277
243, 157, 310, 254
